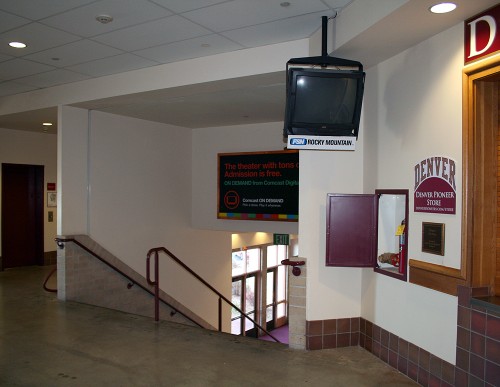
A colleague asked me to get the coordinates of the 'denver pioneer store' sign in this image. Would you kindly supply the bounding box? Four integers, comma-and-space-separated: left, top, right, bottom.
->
218, 150, 298, 221
465, 4, 500, 64
414, 156, 457, 214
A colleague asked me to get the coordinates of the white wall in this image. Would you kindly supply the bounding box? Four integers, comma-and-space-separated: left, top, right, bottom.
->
59, 107, 232, 330
360, 23, 463, 363
0, 127, 57, 252
51, 40, 310, 332
58, 106, 88, 235
192, 122, 298, 235
365, 23, 463, 269
299, 145, 365, 321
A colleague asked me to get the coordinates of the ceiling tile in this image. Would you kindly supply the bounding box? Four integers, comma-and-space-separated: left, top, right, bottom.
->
14, 69, 91, 88
0, 58, 55, 81
41, 0, 173, 38
322, 0, 354, 9
182, 0, 330, 32
0, 81, 39, 97
0, 0, 96, 20
0, 53, 13, 63
0, 10, 31, 33
149, 0, 229, 13
0, 23, 80, 57
134, 34, 243, 63
67, 53, 159, 77
222, 11, 333, 47
93, 15, 211, 51
24, 40, 123, 67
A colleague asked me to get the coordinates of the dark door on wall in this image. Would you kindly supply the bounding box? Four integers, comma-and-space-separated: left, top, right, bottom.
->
1, 164, 44, 269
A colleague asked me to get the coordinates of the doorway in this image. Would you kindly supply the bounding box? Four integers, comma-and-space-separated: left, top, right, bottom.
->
231, 244, 288, 339
1, 163, 44, 269
265, 245, 288, 332
462, 57, 500, 296
231, 247, 260, 337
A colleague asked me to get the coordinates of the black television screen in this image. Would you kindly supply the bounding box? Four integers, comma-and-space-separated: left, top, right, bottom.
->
284, 68, 365, 138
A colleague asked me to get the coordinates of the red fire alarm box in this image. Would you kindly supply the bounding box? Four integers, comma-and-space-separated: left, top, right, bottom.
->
326, 189, 409, 281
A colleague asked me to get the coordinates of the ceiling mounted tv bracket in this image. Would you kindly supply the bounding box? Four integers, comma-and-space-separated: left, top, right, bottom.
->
283, 15, 366, 140
286, 15, 363, 72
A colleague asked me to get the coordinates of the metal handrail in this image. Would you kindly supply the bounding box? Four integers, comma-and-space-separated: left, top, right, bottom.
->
43, 266, 57, 293
55, 237, 202, 328
146, 247, 280, 343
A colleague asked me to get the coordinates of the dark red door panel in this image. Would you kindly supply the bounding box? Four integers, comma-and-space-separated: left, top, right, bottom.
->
326, 194, 376, 267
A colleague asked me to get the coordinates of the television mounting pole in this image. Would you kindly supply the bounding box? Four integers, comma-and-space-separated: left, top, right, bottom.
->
286, 15, 363, 72
322, 15, 328, 59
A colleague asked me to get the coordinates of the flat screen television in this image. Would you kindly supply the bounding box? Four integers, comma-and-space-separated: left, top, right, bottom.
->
283, 67, 365, 138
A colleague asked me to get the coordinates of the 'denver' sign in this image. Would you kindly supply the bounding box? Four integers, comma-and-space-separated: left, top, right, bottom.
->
465, 4, 500, 64
414, 156, 457, 215
218, 150, 298, 221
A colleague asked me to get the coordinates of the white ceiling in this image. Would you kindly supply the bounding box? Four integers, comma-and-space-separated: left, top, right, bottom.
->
0, 0, 498, 134
0, 0, 348, 97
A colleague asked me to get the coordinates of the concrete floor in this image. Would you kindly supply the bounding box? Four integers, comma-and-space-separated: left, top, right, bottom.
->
0, 265, 419, 387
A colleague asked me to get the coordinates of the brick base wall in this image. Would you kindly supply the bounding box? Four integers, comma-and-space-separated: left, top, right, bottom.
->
305, 287, 500, 386
455, 286, 500, 386
359, 318, 456, 386
306, 318, 360, 350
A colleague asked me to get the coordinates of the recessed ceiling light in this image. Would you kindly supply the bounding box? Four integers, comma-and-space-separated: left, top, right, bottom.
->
42, 122, 53, 126
429, 2, 457, 14
280, 2, 291, 7
9, 41, 27, 48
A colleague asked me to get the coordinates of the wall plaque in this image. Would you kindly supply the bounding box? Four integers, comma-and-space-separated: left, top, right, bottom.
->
422, 222, 445, 256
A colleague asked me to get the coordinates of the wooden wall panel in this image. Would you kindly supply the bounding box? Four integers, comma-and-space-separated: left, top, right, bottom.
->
496, 84, 500, 295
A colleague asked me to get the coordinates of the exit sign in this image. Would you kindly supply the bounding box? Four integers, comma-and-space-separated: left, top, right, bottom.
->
273, 234, 289, 245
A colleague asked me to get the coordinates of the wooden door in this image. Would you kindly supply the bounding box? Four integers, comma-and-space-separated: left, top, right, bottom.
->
461, 59, 500, 296
1, 164, 44, 269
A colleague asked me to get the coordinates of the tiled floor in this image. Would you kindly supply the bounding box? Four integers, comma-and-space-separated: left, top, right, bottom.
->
259, 324, 289, 343
0, 265, 419, 386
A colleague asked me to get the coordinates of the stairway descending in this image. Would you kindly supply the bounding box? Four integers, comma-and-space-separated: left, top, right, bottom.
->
54, 235, 213, 329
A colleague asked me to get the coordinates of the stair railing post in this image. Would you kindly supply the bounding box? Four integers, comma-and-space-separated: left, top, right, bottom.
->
218, 297, 222, 332
146, 250, 160, 322
154, 251, 159, 322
